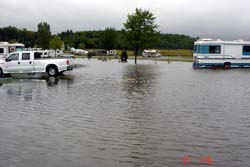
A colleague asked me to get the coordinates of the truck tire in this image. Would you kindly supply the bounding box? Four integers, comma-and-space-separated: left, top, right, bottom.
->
47, 65, 58, 76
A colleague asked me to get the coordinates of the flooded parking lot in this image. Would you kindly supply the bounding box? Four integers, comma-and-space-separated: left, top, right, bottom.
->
0, 59, 250, 167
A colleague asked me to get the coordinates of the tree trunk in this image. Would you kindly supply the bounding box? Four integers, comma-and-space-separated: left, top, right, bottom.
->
135, 48, 138, 64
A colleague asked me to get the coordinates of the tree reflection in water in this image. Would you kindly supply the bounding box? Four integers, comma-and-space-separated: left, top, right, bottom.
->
122, 64, 158, 95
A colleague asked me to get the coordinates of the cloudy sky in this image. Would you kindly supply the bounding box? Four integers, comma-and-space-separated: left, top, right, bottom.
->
1, 0, 250, 40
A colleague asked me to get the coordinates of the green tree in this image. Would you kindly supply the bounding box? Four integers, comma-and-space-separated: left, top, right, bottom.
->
1, 26, 20, 42
77, 43, 86, 49
37, 22, 51, 49
60, 29, 74, 50
100, 27, 117, 50
123, 8, 159, 64
49, 36, 62, 56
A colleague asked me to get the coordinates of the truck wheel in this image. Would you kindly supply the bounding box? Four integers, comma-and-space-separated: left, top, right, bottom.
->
47, 66, 58, 76
0, 68, 3, 78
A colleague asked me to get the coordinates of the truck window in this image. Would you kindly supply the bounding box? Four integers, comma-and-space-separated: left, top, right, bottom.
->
7, 53, 19, 61
22, 53, 30, 60
34, 52, 42, 59
0, 48, 4, 54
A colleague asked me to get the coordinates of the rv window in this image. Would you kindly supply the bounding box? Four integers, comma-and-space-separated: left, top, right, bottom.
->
0, 48, 4, 54
198, 45, 209, 54
209, 45, 221, 54
193, 45, 197, 53
16, 46, 24, 52
22, 53, 30, 60
243, 46, 250, 55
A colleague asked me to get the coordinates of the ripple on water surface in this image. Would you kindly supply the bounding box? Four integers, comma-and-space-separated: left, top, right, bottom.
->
0, 59, 250, 167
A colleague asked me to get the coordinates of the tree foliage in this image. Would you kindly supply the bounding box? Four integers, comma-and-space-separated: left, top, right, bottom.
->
0, 25, 197, 51
37, 22, 51, 49
100, 27, 117, 50
60, 29, 74, 50
123, 8, 160, 64
49, 36, 62, 50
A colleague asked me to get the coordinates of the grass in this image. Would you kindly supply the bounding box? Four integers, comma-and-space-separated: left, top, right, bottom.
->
116, 49, 193, 57
159, 49, 193, 57
72, 49, 194, 62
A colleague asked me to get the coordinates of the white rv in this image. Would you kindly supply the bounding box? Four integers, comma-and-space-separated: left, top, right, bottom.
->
142, 49, 161, 57
193, 39, 250, 69
71, 48, 88, 55
0, 42, 25, 58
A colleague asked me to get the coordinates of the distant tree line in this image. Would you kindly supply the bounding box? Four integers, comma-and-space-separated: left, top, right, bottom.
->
0, 25, 198, 50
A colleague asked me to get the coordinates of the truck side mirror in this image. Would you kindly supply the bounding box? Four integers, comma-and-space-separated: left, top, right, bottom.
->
5, 58, 11, 62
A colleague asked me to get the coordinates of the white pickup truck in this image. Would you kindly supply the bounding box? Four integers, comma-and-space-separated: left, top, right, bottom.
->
0, 51, 73, 77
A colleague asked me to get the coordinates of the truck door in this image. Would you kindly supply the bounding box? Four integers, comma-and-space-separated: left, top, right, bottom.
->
4, 53, 20, 73
20, 52, 34, 73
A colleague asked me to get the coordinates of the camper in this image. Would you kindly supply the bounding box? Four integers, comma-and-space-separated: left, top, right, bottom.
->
71, 48, 88, 55
26, 49, 64, 57
0, 42, 25, 58
193, 39, 250, 69
142, 49, 161, 57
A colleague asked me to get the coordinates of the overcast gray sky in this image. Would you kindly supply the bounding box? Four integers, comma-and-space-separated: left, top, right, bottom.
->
1, 0, 250, 40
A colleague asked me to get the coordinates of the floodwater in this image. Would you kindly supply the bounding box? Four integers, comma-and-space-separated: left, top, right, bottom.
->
0, 59, 250, 167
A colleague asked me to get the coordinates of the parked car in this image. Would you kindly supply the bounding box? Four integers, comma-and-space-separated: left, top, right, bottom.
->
0, 51, 73, 77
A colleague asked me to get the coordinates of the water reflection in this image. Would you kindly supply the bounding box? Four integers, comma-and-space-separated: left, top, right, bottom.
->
1, 60, 250, 167
120, 64, 163, 166
122, 64, 158, 95
46, 77, 59, 86
0, 76, 75, 102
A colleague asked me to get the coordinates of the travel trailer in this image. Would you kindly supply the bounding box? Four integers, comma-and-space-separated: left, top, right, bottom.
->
142, 49, 161, 57
26, 48, 63, 57
0, 42, 25, 58
193, 39, 250, 69
71, 48, 88, 55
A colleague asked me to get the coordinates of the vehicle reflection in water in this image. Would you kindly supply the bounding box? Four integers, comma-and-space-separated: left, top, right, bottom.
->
0, 75, 75, 102
46, 76, 59, 86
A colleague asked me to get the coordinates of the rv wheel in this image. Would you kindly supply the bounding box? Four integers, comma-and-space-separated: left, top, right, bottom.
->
223, 63, 231, 70
211, 65, 217, 70
193, 63, 199, 69
0, 68, 3, 77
